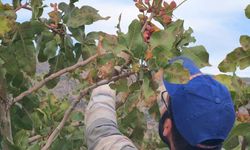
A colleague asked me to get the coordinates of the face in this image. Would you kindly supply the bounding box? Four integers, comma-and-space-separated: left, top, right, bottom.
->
158, 91, 173, 148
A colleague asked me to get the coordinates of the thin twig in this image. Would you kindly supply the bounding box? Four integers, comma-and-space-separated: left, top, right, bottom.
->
241, 137, 248, 150
43, 23, 62, 34
41, 71, 135, 150
10, 53, 102, 107
141, 12, 155, 33
28, 135, 42, 144
165, 0, 188, 14
175, 0, 188, 11
15, 2, 32, 12
38, 18, 73, 36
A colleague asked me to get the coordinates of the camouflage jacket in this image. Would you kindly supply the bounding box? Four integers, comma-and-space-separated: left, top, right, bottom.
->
85, 85, 138, 150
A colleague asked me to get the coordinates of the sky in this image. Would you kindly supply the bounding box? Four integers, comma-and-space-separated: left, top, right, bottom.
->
3, 0, 250, 77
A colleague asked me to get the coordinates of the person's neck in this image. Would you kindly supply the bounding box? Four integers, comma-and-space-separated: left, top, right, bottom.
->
168, 133, 176, 150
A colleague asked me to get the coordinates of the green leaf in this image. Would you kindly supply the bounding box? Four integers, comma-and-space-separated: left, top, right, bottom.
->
181, 45, 210, 68
16, 21, 45, 40
71, 112, 84, 121
14, 40, 36, 75
130, 125, 145, 146
31, 0, 43, 20
126, 20, 147, 58
2, 9, 17, 20
73, 43, 82, 61
143, 77, 154, 99
119, 107, 146, 146
27, 143, 40, 150
218, 47, 250, 72
214, 74, 236, 91
152, 46, 175, 67
36, 108, 49, 124
0, 16, 13, 37
64, 35, 75, 64
51, 137, 73, 150
120, 107, 146, 129
14, 130, 29, 149
101, 32, 127, 54
167, 19, 185, 35
0, 38, 36, 76
245, 4, 250, 19
45, 54, 65, 89
44, 39, 58, 59
31, 112, 43, 130
164, 62, 190, 83
150, 27, 176, 67
223, 136, 239, 150
176, 27, 196, 48
96, 53, 115, 65
110, 78, 129, 92
58, 2, 76, 24
150, 29, 175, 51
224, 123, 250, 149
0, 3, 16, 37
11, 72, 24, 88
68, 26, 85, 43
0, 53, 4, 66
3, 138, 21, 150
0, 46, 19, 76
37, 31, 55, 62
70, 0, 79, 4
67, 5, 110, 28
80, 32, 99, 59
54, 101, 70, 121
58, 2, 69, 12
129, 80, 143, 91
240, 35, 250, 50
0, 57, 6, 78
118, 91, 140, 114
149, 102, 161, 120
12, 0, 21, 9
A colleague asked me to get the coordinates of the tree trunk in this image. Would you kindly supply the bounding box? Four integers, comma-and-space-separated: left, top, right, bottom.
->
0, 77, 13, 150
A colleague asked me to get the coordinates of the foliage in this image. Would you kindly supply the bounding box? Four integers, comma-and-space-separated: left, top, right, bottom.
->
219, 4, 250, 73
0, 0, 249, 149
217, 5, 250, 149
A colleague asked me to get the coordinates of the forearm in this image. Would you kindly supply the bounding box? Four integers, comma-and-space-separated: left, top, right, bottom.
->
85, 85, 137, 150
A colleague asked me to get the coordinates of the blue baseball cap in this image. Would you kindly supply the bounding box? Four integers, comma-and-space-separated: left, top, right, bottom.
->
163, 56, 236, 146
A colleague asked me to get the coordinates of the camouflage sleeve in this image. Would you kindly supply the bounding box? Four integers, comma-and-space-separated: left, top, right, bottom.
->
85, 85, 137, 150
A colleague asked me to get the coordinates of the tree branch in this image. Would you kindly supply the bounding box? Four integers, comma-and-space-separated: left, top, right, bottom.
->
0, 78, 13, 150
42, 22, 71, 36
28, 135, 42, 144
15, 3, 32, 12
241, 137, 248, 150
10, 53, 102, 108
41, 71, 135, 150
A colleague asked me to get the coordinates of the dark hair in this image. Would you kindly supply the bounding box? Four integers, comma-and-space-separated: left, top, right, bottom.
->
168, 100, 223, 150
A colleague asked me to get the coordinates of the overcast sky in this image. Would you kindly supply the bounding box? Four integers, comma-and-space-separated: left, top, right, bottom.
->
3, 0, 250, 77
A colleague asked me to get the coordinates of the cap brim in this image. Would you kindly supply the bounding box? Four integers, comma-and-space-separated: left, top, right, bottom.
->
163, 80, 183, 96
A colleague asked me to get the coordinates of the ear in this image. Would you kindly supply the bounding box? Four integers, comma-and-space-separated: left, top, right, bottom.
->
163, 118, 172, 137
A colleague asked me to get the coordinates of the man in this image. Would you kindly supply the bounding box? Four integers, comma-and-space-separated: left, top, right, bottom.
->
84, 57, 235, 150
